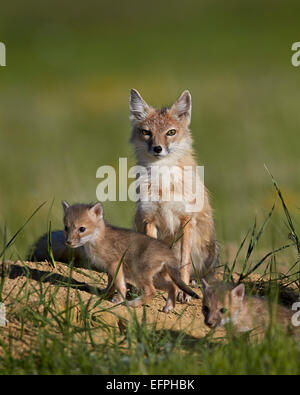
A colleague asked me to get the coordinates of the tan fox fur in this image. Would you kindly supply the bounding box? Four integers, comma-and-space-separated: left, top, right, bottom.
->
61, 201, 199, 313
129, 89, 218, 302
201, 280, 297, 337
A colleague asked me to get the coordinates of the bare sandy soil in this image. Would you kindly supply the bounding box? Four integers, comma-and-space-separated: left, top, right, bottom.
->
0, 260, 298, 357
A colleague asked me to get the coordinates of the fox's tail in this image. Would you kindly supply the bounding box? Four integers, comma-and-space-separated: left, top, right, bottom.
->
166, 263, 200, 299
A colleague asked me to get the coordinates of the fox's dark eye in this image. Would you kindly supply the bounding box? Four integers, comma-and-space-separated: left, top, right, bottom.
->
220, 307, 227, 314
140, 129, 152, 137
203, 305, 209, 314
79, 227, 86, 233
166, 129, 176, 136
64, 225, 69, 232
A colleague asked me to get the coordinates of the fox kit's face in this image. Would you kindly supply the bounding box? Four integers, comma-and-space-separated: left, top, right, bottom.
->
129, 89, 193, 161
62, 201, 103, 248
201, 280, 245, 329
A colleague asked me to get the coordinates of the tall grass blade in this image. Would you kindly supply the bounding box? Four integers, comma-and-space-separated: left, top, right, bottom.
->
265, 165, 300, 286
239, 204, 275, 282
0, 201, 46, 258
170, 219, 191, 249
47, 221, 56, 269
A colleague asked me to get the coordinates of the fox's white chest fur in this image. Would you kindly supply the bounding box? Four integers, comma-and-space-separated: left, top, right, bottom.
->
84, 241, 107, 273
139, 200, 182, 237
137, 163, 200, 236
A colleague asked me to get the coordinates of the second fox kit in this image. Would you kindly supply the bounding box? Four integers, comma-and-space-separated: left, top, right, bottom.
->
62, 201, 199, 312
201, 280, 295, 336
129, 89, 218, 302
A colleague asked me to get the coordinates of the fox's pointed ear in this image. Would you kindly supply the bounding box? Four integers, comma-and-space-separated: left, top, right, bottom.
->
62, 200, 70, 212
201, 279, 210, 293
129, 89, 150, 123
170, 90, 192, 124
89, 202, 103, 219
231, 283, 245, 301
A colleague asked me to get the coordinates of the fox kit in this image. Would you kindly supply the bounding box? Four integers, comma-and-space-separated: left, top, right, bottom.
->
201, 280, 295, 336
62, 201, 199, 313
129, 89, 218, 302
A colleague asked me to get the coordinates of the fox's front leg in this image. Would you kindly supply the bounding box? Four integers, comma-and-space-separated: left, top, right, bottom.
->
177, 219, 193, 303
135, 211, 157, 239
145, 222, 158, 239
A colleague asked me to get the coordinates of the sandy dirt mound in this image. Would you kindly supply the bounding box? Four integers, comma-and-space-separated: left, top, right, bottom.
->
0, 260, 298, 357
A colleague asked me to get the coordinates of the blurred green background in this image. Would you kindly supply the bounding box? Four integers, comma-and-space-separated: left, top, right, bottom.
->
0, 0, 300, 265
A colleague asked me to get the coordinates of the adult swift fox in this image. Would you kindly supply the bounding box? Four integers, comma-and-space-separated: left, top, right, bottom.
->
61, 201, 200, 312
129, 89, 218, 302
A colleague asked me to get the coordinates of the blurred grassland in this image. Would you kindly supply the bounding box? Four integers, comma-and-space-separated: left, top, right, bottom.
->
0, 0, 300, 267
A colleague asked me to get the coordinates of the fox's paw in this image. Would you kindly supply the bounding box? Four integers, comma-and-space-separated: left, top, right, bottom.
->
177, 292, 192, 304
190, 279, 200, 288
111, 295, 124, 304
162, 303, 174, 314
128, 297, 143, 308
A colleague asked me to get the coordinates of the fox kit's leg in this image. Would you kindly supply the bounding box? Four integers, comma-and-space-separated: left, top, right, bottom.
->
163, 283, 177, 313
108, 262, 127, 304
178, 219, 193, 303
154, 267, 178, 313
161, 271, 178, 313
101, 273, 115, 298
128, 279, 156, 308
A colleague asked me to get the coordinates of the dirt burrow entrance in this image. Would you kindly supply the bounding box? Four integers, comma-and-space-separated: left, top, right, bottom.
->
0, 260, 298, 357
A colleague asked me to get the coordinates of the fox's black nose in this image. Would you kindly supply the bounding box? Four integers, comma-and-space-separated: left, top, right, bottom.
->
206, 320, 214, 328
153, 146, 162, 153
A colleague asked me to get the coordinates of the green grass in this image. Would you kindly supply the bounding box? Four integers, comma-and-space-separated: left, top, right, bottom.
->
0, 255, 299, 376
0, 270, 299, 375
0, 0, 300, 374
1, 323, 299, 375
0, 174, 299, 374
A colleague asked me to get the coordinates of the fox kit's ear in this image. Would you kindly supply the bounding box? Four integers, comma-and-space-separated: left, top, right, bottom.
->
89, 202, 103, 220
170, 90, 192, 124
129, 89, 150, 123
62, 200, 70, 212
231, 283, 245, 301
201, 278, 210, 293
